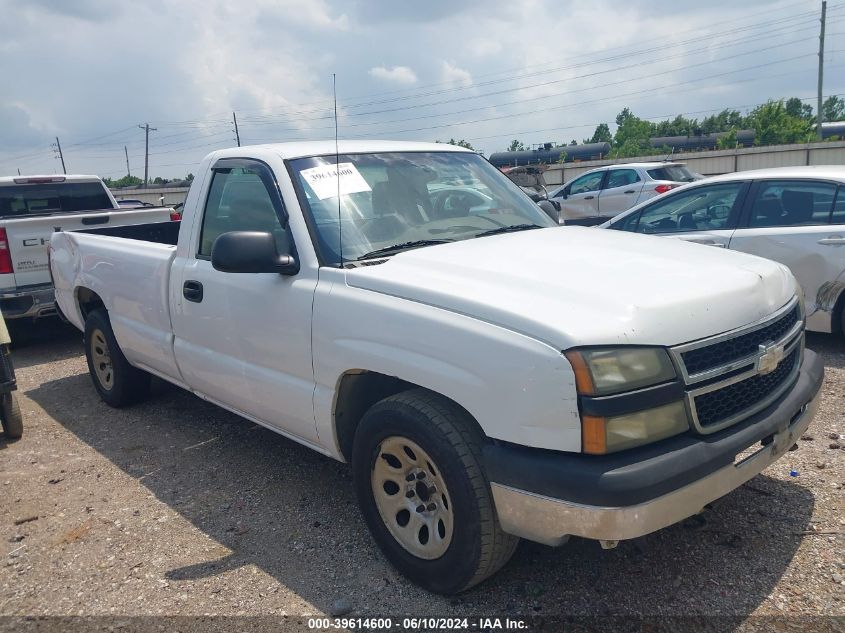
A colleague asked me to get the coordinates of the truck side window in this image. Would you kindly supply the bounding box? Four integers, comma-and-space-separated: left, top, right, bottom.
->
198, 167, 289, 258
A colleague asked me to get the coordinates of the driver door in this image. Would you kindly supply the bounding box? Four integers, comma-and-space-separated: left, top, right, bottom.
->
171, 159, 319, 444
555, 171, 605, 221
612, 181, 748, 247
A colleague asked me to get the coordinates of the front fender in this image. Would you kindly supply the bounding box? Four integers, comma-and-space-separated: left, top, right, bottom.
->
311, 270, 581, 459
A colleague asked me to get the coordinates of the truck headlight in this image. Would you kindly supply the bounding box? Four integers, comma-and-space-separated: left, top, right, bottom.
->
581, 401, 689, 454
564, 347, 676, 396
565, 347, 688, 454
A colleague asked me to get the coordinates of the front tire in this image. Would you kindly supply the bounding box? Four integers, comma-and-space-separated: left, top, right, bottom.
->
84, 309, 150, 407
352, 389, 518, 594
0, 392, 22, 439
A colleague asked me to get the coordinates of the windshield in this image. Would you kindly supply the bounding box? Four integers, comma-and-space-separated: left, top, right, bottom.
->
646, 165, 697, 183
288, 151, 554, 265
0, 182, 114, 217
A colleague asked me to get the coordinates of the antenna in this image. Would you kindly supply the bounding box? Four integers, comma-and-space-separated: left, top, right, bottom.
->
333, 73, 342, 266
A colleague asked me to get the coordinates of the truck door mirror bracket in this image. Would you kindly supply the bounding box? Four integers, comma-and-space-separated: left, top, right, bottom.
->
210, 231, 299, 275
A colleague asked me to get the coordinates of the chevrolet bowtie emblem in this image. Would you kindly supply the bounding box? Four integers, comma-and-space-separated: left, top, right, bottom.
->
757, 341, 785, 375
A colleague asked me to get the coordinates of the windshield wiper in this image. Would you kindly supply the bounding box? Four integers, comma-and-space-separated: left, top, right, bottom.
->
474, 223, 542, 238
356, 239, 455, 260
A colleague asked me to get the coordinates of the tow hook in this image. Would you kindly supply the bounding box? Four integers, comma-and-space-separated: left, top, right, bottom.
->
599, 540, 619, 550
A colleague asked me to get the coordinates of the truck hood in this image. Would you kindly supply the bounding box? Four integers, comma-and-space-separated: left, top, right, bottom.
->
344, 227, 797, 349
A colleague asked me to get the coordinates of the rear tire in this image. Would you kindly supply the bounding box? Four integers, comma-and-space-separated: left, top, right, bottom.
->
351, 389, 518, 594
84, 309, 150, 407
0, 392, 23, 439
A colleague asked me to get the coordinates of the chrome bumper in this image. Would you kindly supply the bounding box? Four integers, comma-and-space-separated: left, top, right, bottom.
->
0, 285, 57, 320
491, 387, 821, 546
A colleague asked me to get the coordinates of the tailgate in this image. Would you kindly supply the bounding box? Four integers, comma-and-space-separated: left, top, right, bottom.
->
5, 207, 172, 287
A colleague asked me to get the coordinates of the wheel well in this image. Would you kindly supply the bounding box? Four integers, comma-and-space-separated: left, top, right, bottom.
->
76, 287, 105, 322
333, 371, 484, 462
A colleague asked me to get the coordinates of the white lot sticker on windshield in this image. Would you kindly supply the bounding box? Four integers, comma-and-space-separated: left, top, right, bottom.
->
300, 163, 371, 200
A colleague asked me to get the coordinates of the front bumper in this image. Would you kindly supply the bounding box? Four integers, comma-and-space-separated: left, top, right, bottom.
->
0, 285, 56, 320
488, 349, 824, 546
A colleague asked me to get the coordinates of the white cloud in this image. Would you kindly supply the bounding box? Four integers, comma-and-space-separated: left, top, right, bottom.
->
441, 61, 473, 88
368, 65, 418, 85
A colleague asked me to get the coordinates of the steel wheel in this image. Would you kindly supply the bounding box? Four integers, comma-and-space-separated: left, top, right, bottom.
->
371, 435, 454, 560
90, 328, 114, 391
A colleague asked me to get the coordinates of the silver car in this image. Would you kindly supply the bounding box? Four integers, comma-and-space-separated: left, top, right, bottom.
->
601, 166, 845, 334
548, 162, 699, 225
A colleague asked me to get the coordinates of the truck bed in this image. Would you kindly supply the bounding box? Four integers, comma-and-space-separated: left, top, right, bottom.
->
50, 227, 181, 381
78, 219, 181, 245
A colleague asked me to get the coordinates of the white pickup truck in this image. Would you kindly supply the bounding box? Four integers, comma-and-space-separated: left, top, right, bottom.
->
0, 175, 175, 331
50, 141, 824, 594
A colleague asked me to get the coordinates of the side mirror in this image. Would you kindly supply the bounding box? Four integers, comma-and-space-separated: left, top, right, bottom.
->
537, 200, 560, 224
560, 187, 569, 199
211, 231, 299, 275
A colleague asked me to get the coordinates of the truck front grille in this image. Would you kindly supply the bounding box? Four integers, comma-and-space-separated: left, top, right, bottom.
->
693, 348, 799, 428
680, 306, 799, 375
670, 298, 804, 434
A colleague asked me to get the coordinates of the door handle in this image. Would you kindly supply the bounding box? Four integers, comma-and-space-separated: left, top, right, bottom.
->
81, 215, 110, 225
623, 190, 635, 194
584, 195, 595, 200
689, 239, 726, 248
183, 280, 203, 303
818, 235, 845, 245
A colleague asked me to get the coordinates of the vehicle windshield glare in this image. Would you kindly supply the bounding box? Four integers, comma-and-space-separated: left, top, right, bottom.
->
288, 151, 555, 265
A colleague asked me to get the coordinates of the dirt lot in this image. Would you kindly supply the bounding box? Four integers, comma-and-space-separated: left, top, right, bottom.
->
1, 321, 843, 622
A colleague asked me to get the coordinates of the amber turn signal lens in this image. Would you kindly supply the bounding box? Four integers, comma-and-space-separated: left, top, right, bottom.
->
564, 351, 595, 395
581, 415, 607, 454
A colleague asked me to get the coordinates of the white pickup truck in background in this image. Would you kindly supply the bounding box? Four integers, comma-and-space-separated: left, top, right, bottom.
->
49, 141, 823, 594
0, 175, 175, 334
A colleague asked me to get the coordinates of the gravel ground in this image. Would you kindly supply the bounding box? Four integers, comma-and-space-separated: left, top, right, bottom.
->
0, 320, 843, 622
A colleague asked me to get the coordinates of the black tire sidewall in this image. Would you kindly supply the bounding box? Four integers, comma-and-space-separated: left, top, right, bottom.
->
84, 310, 144, 407
352, 398, 485, 594
0, 392, 22, 439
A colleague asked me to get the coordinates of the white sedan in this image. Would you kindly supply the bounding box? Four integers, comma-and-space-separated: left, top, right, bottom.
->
601, 166, 845, 334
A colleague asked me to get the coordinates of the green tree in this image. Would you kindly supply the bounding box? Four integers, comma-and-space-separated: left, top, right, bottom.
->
185, 173, 195, 182
716, 127, 738, 150
507, 139, 525, 151
785, 97, 814, 121
585, 123, 612, 144
102, 175, 143, 188
822, 96, 845, 122
611, 108, 654, 157
747, 99, 814, 145
700, 109, 745, 134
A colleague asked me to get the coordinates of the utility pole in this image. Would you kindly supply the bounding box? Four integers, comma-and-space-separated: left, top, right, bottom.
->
138, 123, 157, 185
53, 136, 67, 174
817, 0, 827, 140
124, 146, 131, 178
233, 111, 241, 147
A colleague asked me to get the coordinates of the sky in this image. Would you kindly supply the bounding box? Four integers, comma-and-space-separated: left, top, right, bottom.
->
0, 0, 843, 179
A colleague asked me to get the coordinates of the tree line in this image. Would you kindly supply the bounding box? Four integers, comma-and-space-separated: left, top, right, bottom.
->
102, 173, 195, 188
505, 96, 845, 158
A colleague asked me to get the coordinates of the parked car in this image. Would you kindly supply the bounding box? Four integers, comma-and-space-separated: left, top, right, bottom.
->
548, 162, 700, 225
50, 141, 822, 593
601, 166, 845, 335
0, 175, 177, 333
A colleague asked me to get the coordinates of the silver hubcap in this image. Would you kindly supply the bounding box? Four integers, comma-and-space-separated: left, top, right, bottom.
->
90, 329, 113, 391
371, 436, 454, 559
